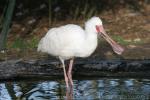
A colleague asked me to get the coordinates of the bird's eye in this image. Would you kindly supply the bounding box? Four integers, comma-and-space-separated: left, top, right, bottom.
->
95, 25, 100, 32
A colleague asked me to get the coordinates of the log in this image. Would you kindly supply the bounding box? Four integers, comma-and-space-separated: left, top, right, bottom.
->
0, 58, 150, 80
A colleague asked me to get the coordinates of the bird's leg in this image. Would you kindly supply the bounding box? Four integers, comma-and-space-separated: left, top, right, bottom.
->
66, 84, 73, 100
67, 58, 74, 87
59, 57, 69, 88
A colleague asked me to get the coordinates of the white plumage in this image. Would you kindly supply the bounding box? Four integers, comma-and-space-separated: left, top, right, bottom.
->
38, 17, 124, 88
38, 20, 99, 59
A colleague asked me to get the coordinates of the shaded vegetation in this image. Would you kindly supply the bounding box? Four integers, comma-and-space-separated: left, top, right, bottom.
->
0, 0, 149, 58
12, 0, 149, 20
0, 0, 16, 50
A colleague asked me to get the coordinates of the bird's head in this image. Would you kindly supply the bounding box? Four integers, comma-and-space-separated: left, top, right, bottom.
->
86, 16, 124, 55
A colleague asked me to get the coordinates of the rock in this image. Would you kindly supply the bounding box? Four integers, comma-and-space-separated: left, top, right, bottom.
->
0, 59, 150, 79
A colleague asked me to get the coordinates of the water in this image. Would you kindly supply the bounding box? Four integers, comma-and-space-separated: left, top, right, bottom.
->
0, 78, 150, 100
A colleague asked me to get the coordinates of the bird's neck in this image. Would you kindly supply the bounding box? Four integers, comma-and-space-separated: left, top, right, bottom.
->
82, 25, 98, 57
85, 24, 98, 42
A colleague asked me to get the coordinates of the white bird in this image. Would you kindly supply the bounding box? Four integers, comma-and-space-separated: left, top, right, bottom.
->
38, 17, 124, 88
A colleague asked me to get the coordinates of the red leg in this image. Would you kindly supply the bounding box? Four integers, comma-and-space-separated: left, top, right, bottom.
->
59, 57, 69, 88
67, 58, 74, 87
66, 84, 73, 100
63, 65, 69, 88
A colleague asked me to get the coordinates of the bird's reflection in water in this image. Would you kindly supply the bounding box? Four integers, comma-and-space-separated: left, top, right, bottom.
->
1, 78, 149, 100
66, 86, 73, 100
23, 81, 60, 100
21, 81, 74, 100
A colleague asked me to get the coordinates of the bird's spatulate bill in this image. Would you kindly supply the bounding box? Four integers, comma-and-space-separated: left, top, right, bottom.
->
96, 25, 124, 55
108, 39, 124, 55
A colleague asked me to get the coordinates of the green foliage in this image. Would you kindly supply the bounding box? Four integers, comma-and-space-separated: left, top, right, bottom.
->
27, 36, 39, 48
112, 35, 129, 45
10, 36, 39, 49
11, 38, 26, 49
0, 0, 16, 50
112, 35, 144, 45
